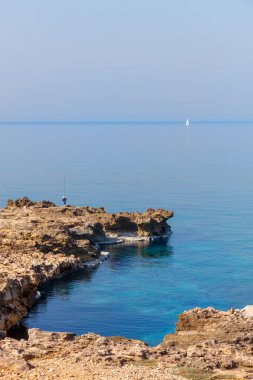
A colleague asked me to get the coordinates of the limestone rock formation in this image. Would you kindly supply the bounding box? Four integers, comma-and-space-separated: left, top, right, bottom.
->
0, 251, 81, 335
0, 330, 183, 379
157, 306, 253, 373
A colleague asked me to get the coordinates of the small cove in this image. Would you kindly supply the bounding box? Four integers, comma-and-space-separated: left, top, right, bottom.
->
23, 223, 253, 346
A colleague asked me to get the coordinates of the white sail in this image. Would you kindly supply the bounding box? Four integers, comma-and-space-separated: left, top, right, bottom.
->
186, 118, 190, 126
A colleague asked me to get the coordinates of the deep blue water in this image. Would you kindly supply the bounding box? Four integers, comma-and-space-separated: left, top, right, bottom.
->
4, 122, 253, 345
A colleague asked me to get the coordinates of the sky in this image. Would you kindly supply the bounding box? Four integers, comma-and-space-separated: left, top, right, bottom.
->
0, 0, 253, 121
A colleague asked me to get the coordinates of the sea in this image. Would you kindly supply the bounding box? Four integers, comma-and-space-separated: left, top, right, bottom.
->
3, 121, 253, 346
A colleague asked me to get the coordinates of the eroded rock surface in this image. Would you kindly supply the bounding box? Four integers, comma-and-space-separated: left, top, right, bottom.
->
157, 306, 253, 376
0, 330, 184, 379
2, 308, 253, 379
0, 251, 80, 336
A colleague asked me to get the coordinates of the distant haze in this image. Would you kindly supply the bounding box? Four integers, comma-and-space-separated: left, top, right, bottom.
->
1, 0, 253, 121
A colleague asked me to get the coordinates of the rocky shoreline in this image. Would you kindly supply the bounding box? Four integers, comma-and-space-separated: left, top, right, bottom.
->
1, 198, 253, 379
0, 197, 173, 338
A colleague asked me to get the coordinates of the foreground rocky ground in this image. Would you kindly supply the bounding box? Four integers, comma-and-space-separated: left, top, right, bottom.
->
2, 307, 253, 379
1, 198, 253, 379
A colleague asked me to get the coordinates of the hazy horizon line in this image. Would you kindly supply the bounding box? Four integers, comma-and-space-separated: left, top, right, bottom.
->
0, 120, 253, 125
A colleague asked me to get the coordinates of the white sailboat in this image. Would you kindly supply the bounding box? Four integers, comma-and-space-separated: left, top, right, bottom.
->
185, 118, 190, 126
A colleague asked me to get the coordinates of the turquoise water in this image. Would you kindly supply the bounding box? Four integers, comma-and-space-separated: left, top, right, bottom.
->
4, 122, 253, 345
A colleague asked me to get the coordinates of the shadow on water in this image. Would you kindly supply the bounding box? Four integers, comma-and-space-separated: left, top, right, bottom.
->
135, 240, 174, 258
26, 266, 98, 315
9, 267, 99, 340
108, 238, 174, 263
30, 239, 174, 312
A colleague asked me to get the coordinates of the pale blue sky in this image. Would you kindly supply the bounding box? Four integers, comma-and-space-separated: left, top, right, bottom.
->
0, 0, 253, 121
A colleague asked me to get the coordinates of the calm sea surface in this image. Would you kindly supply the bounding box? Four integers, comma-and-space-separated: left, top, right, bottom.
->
3, 122, 253, 345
